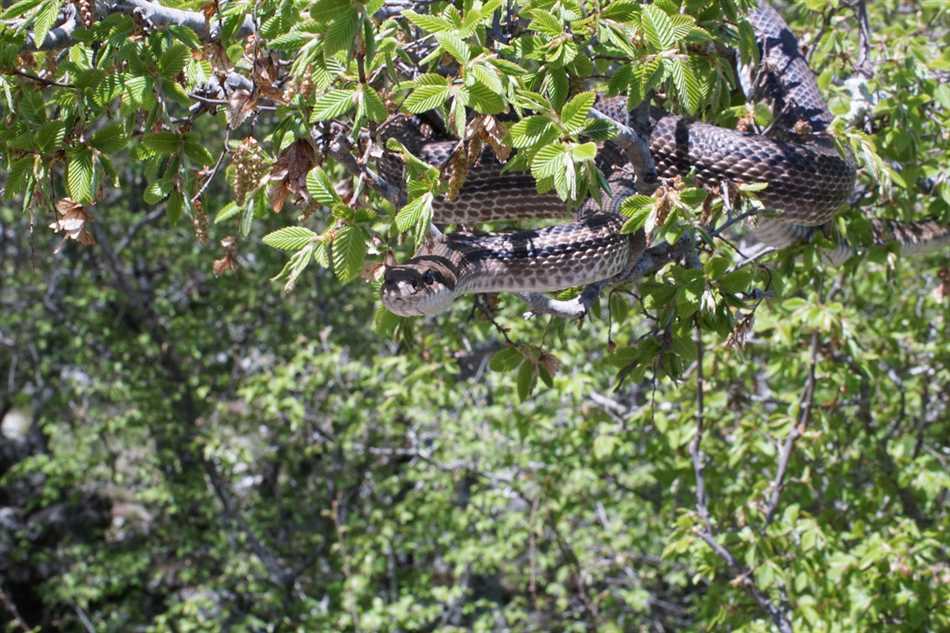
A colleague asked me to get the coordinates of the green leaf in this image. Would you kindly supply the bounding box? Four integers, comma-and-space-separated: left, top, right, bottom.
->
668, 14, 697, 43
240, 197, 255, 237
184, 138, 215, 166
469, 63, 504, 95
90, 123, 127, 153
551, 155, 575, 200
516, 360, 537, 401
312, 89, 356, 120
269, 30, 310, 52
736, 19, 760, 67
620, 195, 655, 216
36, 121, 67, 154
160, 43, 191, 79
719, 270, 752, 294
679, 187, 707, 207
32, 0, 62, 52
570, 142, 597, 162
593, 433, 617, 459
541, 70, 569, 110
403, 84, 451, 113
629, 58, 663, 107
331, 223, 367, 282
620, 195, 654, 234
490, 347, 523, 372
306, 167, 340, 205
358, 85, 387, 123
508, 116, 557, 149
450, 93, 466, 139
395, 192, 433, 236
143, 179, 172, 205
66, 150, 94, 204
310, 0, 350, 22
402, 10, 454, 33
602, 0, 639, 21
528, 9, 562, 36
467, 81, 505, 114
512, 89, 552, 112
119, 75, 150, 107
2, 0, 43, 20
641, 5, 676, 50
435, 31, 471, 63
142, 132, 182, 155
490, 58, 528, 76
273, 243, 316, 294
560, 91, 596, 134
167, 191, 184, 224
461, 0, 501, 33
214, 202, 241, 223
667, 58, 702, 114
530, 142, 567, 180
3, 157, 33, 198
325, 10, 359, 56
263, 226, 318, 251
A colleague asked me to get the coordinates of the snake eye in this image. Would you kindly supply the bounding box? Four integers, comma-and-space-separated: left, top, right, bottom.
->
422, 270, 437, 286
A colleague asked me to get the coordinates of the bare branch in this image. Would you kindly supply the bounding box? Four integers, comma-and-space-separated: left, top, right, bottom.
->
517, 281, 604, 318
515, 235, 696, 319
0, 588, 31, 633
23, 0, 256, 51
115, 208, 166, 255
851, 0, 874, 78
323, 129, 405, 207
589, 107, 658, 193
690, 320, 794, 633
763, 331, 819, 526
191, 130, 232, 204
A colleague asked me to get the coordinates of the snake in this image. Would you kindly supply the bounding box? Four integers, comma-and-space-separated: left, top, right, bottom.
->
379, 1, 948, 317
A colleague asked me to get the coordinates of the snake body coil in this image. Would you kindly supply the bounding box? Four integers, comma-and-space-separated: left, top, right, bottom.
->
380, 2, 943, 317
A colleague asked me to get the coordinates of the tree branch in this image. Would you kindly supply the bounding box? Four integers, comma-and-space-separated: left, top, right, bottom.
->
516, 281, 605, 318
762, 331, 819, 526
0, 588, 31, 633
690, 321, 794, 633
516, 235, 698, 319
588, 107, 658, 192
22, 0, 256, 51
322, 128, 405, 207
851, 0, 874, 78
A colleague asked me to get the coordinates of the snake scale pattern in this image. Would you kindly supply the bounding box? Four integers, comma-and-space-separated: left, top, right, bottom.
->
380, 1, 947, 317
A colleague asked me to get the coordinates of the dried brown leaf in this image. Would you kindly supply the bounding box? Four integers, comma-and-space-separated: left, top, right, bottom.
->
49, 198, 95, 252
268, 139, 317, 213
227, 89, 257, 129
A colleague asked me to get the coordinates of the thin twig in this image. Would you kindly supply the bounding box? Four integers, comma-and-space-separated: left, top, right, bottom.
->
3, 69, 74, 88
852, 0, 874, 78
762, 331, 819, 526
0, 588, 30, 633
115, 207, 166, 255
690, 320, 794, 633
191, 130, 232, 204
690, 320, 709, 525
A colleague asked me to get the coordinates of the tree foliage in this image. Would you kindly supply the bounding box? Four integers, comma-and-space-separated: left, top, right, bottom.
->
0, 0, 948, 631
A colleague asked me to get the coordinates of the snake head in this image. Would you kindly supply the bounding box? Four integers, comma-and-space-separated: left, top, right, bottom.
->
381, 262, 457, 317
